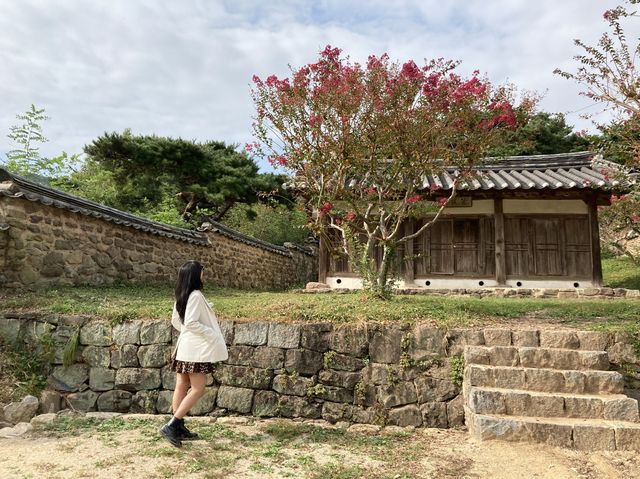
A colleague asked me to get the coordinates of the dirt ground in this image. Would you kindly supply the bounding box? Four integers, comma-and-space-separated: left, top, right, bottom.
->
0, 415, 638, 479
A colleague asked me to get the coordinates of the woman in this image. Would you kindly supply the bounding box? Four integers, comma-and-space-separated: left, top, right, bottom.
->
159, 260, 228, 447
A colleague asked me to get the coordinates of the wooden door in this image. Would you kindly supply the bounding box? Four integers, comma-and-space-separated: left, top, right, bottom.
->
505, 217, 531, 276
532, 218, 564, 276
453, 219, 480, 274
564, 217, 591, 277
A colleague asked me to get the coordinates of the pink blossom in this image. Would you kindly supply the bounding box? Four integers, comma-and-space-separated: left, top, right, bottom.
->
406, 194, 422, 204
437, 197, 448, 207
363, 187, 377, 195
309, 115, 321, 127
345, 211, 356, 221
319, 201, 333, 216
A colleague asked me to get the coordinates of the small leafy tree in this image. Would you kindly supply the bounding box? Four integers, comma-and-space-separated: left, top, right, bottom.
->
5, 104, 79, 179
554, 1, 640, 262
251, 46, 535, 296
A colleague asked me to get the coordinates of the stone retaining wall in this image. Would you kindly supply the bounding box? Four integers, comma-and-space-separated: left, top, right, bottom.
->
0, 195, 316, 289
1, 314, 639, 428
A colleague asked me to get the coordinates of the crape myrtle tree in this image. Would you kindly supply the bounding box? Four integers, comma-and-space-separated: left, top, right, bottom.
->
250, 46, 536, 296
554, 0, 640, 262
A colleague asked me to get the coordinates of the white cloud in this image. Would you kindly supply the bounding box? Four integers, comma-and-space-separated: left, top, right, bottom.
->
0, 0, 635, 171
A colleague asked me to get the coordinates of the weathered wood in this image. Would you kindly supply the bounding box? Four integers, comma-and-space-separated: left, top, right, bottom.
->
532, 218, 564, 276
430, 219, 454, 274
564, 217, 591, 277
403, 219, 415, 283
494, 199, 506, 285
318, 235, 328, 283
453, 218, 480, 274
587, 195, 603, 286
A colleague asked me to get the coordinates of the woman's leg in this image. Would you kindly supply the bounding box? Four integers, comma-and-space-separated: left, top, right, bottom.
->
173, 372, 206, 419
172, 373, 190, 414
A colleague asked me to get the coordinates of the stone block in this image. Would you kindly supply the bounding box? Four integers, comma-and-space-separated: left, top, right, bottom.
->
216, 386, 254, 413
3, 395, 39, 424
82, 346, 111, 368
608, 342, 640, 365
161, 367, 176, 390
325, 352, 366, 372
130, 390, 159, 414
0, 317, 23, 344
252, 390, 280, 417
89, 367, 116, 392
30, 413, 57, 427
369, 327, 403, 364
39, 390, 63, 414
603, 398, 640, 422
284, 349, 324, 375
218, 320, 234, 345
584, 371, 625, 394
80, 322, 112, 346
420, 402, 448, 428
580, 350, 610, 370
67, 390, 99, 412
483, 329, 512, 347
387, 405, 422, 427
140, 320, 171, 345
446, 395, 465, 427
318, 369, 362, 389
415, 376, 458, 403
190, 387, 218, 415
573, 424, 616, 451
112, 321, 141, 345
615, 426, 640, 450
322, 402, 353, 423
156, 390, 173, 414
410, 325, 446, 358
50, 364, 89, 392
251, 347, 285, 369
329, 325, 368, 357
137, 344, 171, 368
539, 331, 580, 350
300, 323, 333, 352
377, 381, 417, 408
213, 364, 273, 389
234, 322, 269, 346
511, 330, 539, 347
97, 390, 133, 412
468, 388, 506, 415
268, 323, 300, 349
276, 394, 322, 419
464, 346, 491, 365
111, 344, 139, 368
114, 368, 161, 391
526, 421, 573, 448
576, 331, 611, 351
315, 385, 353, 403
446, 329, 485, 356
272, 374, 312, 396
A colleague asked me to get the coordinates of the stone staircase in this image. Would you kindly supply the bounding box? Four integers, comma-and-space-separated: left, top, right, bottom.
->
463, 330, 640, 450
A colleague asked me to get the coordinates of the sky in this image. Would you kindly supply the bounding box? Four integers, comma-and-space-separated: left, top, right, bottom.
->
0, 0, 636, 171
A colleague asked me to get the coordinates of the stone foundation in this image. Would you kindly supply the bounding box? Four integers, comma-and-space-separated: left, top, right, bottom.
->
2, 314, 639, 429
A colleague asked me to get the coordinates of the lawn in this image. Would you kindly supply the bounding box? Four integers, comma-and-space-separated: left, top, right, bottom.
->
0, 257, 638, 330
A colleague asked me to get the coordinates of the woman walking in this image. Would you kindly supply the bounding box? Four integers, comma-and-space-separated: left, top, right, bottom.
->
160, 260, 228, 447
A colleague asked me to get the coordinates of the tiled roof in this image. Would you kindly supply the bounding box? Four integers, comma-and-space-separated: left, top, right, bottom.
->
0, 167, 314, 256
422, 151, 632, 191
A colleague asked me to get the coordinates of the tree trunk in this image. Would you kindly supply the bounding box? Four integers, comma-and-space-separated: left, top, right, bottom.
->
376, 243, 393, 292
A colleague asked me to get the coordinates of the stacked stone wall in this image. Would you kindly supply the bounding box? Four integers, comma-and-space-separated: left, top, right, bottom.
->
0, 196, 316, 289
2, 314, 638, 428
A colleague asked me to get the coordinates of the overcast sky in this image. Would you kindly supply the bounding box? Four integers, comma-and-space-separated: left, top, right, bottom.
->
0, 0, 636, 171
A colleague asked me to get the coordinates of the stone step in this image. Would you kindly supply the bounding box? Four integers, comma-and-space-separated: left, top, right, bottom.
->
465, 364, 625, 394
467, 386, 640, 422
483, 329, 611, 351
464, 345, 609, 370
465, 408, 640, 451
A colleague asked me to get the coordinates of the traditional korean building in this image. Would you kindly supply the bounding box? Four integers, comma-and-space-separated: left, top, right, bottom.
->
319, 151, 634, 290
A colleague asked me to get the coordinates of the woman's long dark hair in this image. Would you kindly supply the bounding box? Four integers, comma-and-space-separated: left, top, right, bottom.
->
175, 260, 204, 323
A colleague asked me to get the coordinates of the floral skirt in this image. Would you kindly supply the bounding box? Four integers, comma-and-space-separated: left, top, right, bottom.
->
170, 359, 216, 374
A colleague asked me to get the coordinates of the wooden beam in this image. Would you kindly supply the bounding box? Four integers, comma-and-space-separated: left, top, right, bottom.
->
318, 235, 328, 284
404, 219, 415, 284
494, 198, 506, 285
587, 195, 603, 287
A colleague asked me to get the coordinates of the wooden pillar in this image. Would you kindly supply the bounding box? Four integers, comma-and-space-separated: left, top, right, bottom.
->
494, 197, 506, 285
403, 219, 415, 285
318, 235, 328, 284
587, 195, 603, 287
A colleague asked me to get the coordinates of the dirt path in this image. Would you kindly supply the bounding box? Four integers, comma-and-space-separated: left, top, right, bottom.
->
0, 416, 638, 479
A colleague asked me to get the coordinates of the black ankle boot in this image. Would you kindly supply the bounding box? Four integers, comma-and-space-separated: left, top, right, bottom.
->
176, 418, 199, 440
159, 421, 183, 448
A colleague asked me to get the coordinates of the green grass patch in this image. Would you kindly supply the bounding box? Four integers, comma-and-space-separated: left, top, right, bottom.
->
602, 256, 640, 289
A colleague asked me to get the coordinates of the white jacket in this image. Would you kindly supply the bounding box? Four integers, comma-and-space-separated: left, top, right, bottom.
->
171, 290, 228, 363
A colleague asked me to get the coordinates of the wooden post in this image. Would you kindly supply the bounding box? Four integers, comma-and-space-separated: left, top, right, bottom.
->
318, 235, 328, 284
404, 219, 415, 285
494, 197, 506, 285
587, 195, 603, 287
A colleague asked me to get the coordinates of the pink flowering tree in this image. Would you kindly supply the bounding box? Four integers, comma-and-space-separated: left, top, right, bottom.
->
250, 46, 535, 295
555, 0, 640, 262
